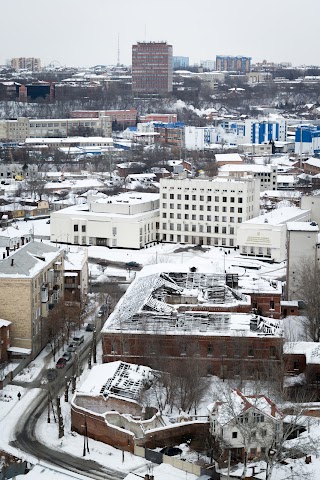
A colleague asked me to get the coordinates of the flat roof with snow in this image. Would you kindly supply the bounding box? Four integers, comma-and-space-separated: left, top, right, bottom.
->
244, 207, 310, 226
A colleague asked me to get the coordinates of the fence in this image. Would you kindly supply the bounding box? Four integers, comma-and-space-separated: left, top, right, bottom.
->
134, 446, 203, 476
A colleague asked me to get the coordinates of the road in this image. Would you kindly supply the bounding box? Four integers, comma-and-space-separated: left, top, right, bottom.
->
10, 333, 126, 480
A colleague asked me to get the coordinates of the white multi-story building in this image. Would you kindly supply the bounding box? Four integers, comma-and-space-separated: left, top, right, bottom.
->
0, 116, 112, 142
218, 164, 278, 191
286, 222, 320, 300
50, 192, 160, 249
237, 207, 311, 263
159, 176, 260, 247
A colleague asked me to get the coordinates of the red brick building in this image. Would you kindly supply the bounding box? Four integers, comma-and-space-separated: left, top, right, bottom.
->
0, 319, 11, 364
71, 109, 137, 127
102, 270, 284, 379
132, 42, 173, 93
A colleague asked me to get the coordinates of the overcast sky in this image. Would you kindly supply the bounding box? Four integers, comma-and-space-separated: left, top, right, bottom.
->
1, 0, 320, 68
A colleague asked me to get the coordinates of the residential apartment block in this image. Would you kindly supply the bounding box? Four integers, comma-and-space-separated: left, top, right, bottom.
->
0, 116, 112, 142
50, 192, 160, 249
10, 57, 41, 71
159, 176, 260, 247
216, 55, 251, 73
132, 42, 173, 93
0, 241, 64, 357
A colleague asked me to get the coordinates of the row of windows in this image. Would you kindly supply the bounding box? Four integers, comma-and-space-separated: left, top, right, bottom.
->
74, 224, 86, 232
162, 223, 236, 234
162, 193, 244, 203
109, 342, 278, 359
162, 205, 244, 214
162, 234, 235, 246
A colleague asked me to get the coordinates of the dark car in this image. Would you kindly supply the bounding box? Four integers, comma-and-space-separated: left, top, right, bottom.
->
125, 261, 141, 269
86, 323, 95, 332
67, 343, 77, 352
56, 357, 67, 369
62, 351, 72, 362
97, 305, 107, 317
47, 369, 58, 382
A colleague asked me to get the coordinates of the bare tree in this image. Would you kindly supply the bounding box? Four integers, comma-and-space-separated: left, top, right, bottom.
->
293, 261, 320, 342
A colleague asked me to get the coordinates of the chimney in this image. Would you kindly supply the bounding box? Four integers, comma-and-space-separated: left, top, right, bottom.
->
6, 247, 9, 257
144, 475, 149, 480
22, 237, 25, 246
11, 258, 14, 267
17, 242, 20, 249
2, 253, 5, 259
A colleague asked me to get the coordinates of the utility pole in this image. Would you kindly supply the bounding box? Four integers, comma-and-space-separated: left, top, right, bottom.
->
92, 329, 97, 364
56, 396, 64, 439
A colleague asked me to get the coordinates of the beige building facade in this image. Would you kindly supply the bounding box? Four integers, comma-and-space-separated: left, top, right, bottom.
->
0, 241, 64, 357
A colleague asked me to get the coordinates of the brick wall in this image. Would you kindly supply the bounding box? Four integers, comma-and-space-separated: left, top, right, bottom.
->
102, 332, 283, 379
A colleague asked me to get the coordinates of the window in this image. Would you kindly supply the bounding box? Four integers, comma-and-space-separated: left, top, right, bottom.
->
177, 194, 181, 200
177, 213, 181, 219
170, 204, 174, 209
207, 196, 212, 202
81, 225, 86, 233
74, 236, 79, 244
253, 412, 265, 423
223, 197, 227, 202
185, 195, 189, 200
200, 195, 204, 201
207, 226, 211, 233
231, 197, 235, 203
214, 216, 219, 222
248, 347, 254, 357
177, 224, 181, 231
232, 431, 238, 439
169, 223, 174, 230
222, 227, 226, 234
162, 193, 167, 199
261, 429, 267, 437
230, 227, 234, 235
238, 218, 242, 223
192, 215, 196, 220
185, 205, 189, 210
73, 225, 79, 232
184, 224, 189, 231
192, 195, 196, 201
162, 203, 167, 208
214, 226, 219, 233
252, 431, 256, 440
199, 205, 204, 211
162, 213, 167, 218
82, 236, 86, 245
270, 300, 275, 310
207, 215, 211, 221
170, 194, 174, 199
177, 204, 181, 209
215, 196, 219, 202
192, 205, 196, 210
238, 198, 243, 203
185, 214, 189, 219
199, 215, 204, 220
207, 205, 212, 211
192, 225, 196, 232
222, 206, 227, 212
162, 223, 167, 229
207, 344, 213, 356
215, 206, 219, 212
170, 213, 174, 219
238, 208, 242, 213
270, 346, 277, 358
184, 235, 189, 242
230, 207, 235, 213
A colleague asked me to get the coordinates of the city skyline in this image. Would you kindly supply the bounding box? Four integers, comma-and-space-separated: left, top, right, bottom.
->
1, 0, 320, 68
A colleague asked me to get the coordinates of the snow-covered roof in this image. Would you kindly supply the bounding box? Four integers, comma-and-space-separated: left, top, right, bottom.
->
287, 221, 319, 232
0, 241, 63, 278
103, 270, 282, 338
76, 361, 154, 401
219, 164, 275, 173
208, 389, 282, 426
304, 158, 320, 168
215, 153, 243, 163
284, 342, 320, 364
0, 318, 11, 327
244, 207, 309, 226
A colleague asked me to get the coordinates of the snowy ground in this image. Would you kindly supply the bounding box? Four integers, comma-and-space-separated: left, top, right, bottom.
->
0, 222, 315, 479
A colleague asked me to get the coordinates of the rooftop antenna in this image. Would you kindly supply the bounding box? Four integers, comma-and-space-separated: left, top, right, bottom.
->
117, 33, 120, 67
144, 24, 147, 42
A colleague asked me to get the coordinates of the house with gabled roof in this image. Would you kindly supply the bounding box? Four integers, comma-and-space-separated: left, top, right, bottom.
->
208, 389, 283, 463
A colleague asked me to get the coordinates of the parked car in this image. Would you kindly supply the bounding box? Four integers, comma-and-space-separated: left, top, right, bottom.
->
97, 305, 107, 317
56, 357, 67, 369
67, 343, 77, 352
47, 369, 58, 382
85, 323, 95, 332
125, 261, 141, 269
62, 351, 72, 362
73, 334, 84, 346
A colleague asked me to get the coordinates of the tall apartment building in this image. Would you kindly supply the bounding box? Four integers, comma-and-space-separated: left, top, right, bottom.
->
0, 116, 112, 142
10, 57, 41, 71
132, 42, 173, 93
216, 55, 251, 74
173, 56, 189, 69
0, 241, 64, 357
159, 176, 260, 247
